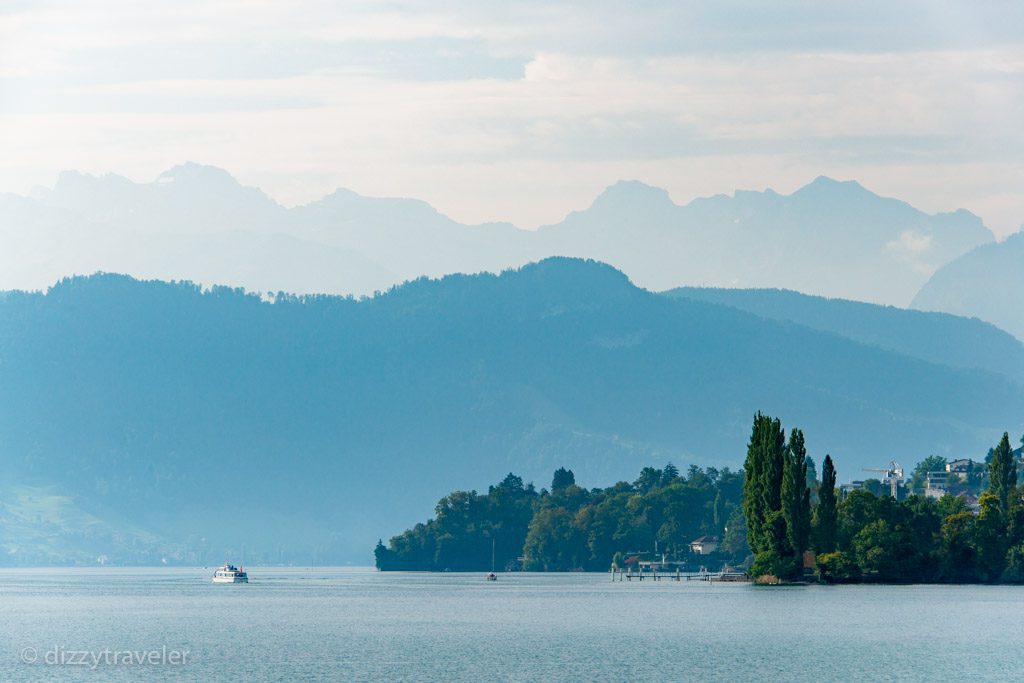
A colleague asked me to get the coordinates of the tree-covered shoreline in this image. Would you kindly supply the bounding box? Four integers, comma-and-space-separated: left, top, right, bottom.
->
376, 414, 1024, 583
375, 465, 747, 572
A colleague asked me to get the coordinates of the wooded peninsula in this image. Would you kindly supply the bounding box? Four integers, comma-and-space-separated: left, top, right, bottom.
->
375, 413, 1024, 583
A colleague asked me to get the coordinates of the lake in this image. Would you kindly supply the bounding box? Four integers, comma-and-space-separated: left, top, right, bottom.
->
1, 567, 1022, 681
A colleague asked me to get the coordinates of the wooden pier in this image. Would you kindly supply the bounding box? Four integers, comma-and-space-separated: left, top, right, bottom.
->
611, 567, 750, 583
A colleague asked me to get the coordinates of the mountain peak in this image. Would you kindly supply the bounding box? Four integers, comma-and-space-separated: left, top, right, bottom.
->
53, 169, 134, 192
305, 187, 449, 225
793, 175, 872, 199
156, 162, 241, 188
518, 256, 634, 288
590, 180, 675, 209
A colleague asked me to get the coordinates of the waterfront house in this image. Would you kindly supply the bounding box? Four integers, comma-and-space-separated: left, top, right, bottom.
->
689, 536, 719, 555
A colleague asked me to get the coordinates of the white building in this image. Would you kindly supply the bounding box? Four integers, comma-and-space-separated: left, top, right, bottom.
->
689, 536, 719, 555
946, 459, 974, 474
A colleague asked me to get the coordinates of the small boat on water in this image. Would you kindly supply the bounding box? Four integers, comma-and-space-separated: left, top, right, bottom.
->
212, 563, 248, 584
485, 538, 498, 581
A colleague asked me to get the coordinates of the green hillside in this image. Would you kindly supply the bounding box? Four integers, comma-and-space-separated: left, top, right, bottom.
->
1, 258, 1021, 564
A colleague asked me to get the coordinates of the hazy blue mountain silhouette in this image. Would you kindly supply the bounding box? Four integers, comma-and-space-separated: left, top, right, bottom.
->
912, 231, 1024, 340
540, 176, 991, 303
667, 286, 1024, 383
48, 164, 286, 231
0, 169, 399, 296
1, 258, 1020, 564
1, 164, 992, 304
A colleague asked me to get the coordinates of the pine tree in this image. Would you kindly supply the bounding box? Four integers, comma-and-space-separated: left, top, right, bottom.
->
551, 467, 576, 492
662, 462, 680, 486
813, 454, 838, 553
988, 432, 1017, 516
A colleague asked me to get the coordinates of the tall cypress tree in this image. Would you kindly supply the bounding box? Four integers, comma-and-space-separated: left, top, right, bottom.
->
813, 454, 838, 553
782, 428, 811, 569
761, 416, 786, 515
744, 413, 791, 578
743, 413, 769, 553
989, 432, 1017, 516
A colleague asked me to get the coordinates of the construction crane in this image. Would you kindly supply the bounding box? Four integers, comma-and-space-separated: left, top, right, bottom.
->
863, 461, 905, 499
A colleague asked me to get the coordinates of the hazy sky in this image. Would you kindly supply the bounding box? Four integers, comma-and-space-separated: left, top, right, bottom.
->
1, 1, 1022, 234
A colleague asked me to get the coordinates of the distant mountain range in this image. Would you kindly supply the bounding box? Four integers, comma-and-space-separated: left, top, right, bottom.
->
1, 258, 1021, 565
666, 286, 1024, 384
0, 163, 993, 306
911, 231, 1024, 341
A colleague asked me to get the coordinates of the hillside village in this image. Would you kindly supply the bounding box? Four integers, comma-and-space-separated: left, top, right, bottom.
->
843, 448, 1024, 511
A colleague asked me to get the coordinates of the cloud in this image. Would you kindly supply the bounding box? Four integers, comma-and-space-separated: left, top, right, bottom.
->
888, 230, 934, 254
0, 1, 1022, 234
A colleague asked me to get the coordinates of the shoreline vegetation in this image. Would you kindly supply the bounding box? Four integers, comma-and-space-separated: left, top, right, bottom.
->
376, 413, 1024, 585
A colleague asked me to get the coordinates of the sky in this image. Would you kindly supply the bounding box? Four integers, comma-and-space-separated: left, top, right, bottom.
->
1, 0, 1022, 235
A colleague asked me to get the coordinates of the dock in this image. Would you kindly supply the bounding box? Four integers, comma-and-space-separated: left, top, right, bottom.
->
611, 566, 750, 583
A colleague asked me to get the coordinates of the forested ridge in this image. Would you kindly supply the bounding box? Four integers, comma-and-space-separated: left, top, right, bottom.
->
2, 257, 1023, 564
377, 416, 1024, 583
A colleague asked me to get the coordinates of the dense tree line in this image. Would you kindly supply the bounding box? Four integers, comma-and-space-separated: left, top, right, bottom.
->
748, 415, 1024, 584
378, 413, 1024, 582
375, 464, 747, 571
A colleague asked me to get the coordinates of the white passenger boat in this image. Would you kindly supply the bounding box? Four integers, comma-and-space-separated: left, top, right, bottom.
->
212, 563, 248, 583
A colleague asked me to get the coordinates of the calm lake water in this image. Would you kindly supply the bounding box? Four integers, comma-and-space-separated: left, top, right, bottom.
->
2, 567, 1023, 681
